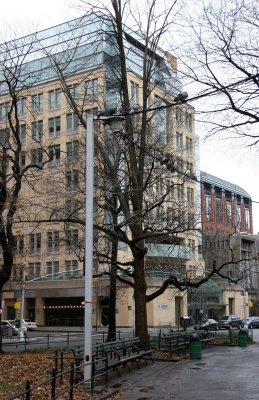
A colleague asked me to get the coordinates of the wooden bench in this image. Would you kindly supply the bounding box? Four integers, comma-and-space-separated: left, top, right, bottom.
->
162, 331, 190, 357
72, 337, 153, 384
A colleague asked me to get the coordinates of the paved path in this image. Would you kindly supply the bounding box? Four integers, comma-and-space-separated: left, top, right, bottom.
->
108, 339, 259, 399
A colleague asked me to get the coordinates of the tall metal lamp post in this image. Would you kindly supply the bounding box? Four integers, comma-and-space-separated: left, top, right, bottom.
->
84, 111, 125, 384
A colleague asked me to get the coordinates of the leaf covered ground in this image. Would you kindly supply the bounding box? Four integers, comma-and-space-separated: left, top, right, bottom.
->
0, 348, 185, 399
0, 350, 122, 400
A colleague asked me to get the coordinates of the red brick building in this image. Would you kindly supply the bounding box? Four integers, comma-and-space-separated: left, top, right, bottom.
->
196, 171, 258, 319
200, 171, 253, 234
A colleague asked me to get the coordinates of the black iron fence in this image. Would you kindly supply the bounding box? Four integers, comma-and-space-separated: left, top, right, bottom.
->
1, 329, 135, 352
4, 361, 95, 400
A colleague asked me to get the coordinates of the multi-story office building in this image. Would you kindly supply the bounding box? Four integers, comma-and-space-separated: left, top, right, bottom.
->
193, 171, 259, 320
1, 13, 200, 328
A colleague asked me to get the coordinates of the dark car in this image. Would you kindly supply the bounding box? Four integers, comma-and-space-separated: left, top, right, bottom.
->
194, 319, 218, 331
242, 316, 259, 329
218, 314, 242, 330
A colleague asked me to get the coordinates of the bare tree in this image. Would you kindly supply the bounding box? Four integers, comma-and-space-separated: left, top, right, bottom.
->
42, 1, 252, 341
178, 0, 259, 146
0, 34, 53, 351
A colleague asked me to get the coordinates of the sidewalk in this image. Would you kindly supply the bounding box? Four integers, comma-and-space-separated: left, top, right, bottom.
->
105, 341, 259, 400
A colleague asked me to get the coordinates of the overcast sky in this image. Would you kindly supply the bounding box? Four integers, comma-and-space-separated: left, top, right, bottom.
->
1, 0, 259, 233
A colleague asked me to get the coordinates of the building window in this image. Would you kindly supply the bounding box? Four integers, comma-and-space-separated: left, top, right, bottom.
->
245, 208, 250, 231
176, 107, 182, 127
47, 231, 59, 253
31, 148, 43, 167
65, 229, 79, 250
65, 260, 79, 277
85, 79, 98, 100
0, 102, 10, 121
31, 120, 43, 142
205, 194, 212, 221
28, 262, 41, 278
186, 137, 192, 155
49, 89, 61, 110
176, 132, 183, 150
185, 112, 192, 131
17, 97, 27, 117
187, 187, 194, 206
46, 261, 59, 280
177, 184, 184, 202
20, 151, 26, 168
31, 93, 43, 114
0, 156, 9, 174
154, 96, 168, 144
66, 170, 79, 190
130, 81, 139, 104
20, 124, 27, 144
66, 140, 79, 162
48, 144, 60, 166
0, 129, 10, 149
216, 197, 222, 223
13, 235, 24, 255
235, 204, 241, 230
48, 116, 61, 138
29, 233, 41, 254
177, 159, 184, 177
226, 201, 232, 226
67, 84, 80, 106
186, 161, 193, 175
65, 200, 81, 218
66, 113, 79, 133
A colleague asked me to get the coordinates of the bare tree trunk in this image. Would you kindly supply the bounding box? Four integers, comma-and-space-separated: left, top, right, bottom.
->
0, 288, 3, 353
134, 254, 148, 340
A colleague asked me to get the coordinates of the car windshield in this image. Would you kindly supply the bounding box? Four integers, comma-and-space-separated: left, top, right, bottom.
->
221, 316, 229, 320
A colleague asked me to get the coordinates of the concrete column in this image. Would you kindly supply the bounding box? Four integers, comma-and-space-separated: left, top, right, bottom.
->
35, 297, 45, 326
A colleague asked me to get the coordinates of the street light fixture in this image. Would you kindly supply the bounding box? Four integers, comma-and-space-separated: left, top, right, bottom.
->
84, 111, 125, 384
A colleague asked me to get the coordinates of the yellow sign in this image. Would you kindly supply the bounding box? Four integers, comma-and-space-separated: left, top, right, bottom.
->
14, 302, 21, 310
247, 300, 253, 308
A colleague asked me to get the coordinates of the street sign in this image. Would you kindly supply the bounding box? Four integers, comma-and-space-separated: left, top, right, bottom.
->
14, 302, 21, 310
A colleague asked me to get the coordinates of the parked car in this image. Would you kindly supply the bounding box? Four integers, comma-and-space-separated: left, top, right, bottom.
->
194, 319, 218, 331
218, 315, 242, 329
9, 320, 27, 333
14, 319, 37, 331
242, 316, 259, 329
1, 320, 19, 336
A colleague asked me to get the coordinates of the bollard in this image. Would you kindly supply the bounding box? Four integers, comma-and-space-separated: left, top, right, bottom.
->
238, 328, 248, 347
189, 333, 202, 360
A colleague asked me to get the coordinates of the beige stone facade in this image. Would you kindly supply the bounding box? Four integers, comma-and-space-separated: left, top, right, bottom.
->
1, 15, 201, 329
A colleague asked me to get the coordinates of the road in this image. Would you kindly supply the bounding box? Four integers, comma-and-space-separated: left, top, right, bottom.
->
1, 327, 135, 352
2, 326, 258, 353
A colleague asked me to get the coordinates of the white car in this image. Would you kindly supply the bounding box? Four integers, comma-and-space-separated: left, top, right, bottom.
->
22, 319, 38, 330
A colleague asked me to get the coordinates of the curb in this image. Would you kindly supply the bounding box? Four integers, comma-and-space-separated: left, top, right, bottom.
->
96, 388, 120, 400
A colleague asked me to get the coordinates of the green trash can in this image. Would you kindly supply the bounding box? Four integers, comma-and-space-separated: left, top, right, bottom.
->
238, 328, 248, 347
189, 333, 202, 359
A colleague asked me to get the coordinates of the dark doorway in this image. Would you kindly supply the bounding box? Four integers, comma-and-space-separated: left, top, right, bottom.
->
100, 298, 109, 327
